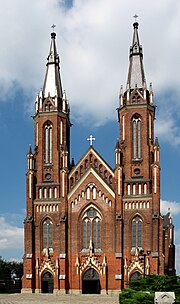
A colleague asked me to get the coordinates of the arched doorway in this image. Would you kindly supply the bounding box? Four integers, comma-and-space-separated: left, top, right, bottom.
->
130, 271, 142, 280
41, 271, 54, 293
82, 268, 100, 294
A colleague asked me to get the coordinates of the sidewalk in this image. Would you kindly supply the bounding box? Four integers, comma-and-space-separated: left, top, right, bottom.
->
0, 293, 119, 304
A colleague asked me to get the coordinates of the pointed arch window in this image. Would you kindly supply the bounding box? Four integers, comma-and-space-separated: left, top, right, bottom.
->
132, 216, 142, 248
132, 117, 141, 159
44, 123, 52, 164
82, 207, 101, 251
43, 219, 53, 249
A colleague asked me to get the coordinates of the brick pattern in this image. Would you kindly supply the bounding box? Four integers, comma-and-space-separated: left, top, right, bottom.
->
22, 36, 175, 295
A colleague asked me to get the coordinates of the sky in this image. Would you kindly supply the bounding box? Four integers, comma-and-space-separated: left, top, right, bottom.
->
0, 0, 180, 275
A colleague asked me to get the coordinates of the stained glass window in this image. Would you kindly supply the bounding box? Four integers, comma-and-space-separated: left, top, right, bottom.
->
132, 216, 142, 248
132, 118, 141, 159
44, 123, 52, 164
43, 219, 53, 249
82, 207, 101, 250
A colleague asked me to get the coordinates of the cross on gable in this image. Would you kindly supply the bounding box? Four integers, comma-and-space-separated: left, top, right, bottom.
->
87, 135, 95, 146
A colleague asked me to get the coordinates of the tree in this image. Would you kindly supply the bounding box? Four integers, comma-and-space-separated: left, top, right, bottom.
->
0, 257, 23, 293
119, 288, 154, 304
0, 256, 23, 281
119, 275, 180, 304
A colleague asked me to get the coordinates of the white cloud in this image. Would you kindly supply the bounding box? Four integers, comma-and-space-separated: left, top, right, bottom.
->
0, 0, 180, 130
0, 216, 23, 251
161, 200, 180, 216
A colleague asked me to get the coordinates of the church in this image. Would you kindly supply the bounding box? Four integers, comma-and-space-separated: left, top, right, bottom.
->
22, 21, 175, 294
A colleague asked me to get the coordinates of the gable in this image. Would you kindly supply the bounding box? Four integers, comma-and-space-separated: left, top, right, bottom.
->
69, 147, 114, 191
68, 166, 115, 200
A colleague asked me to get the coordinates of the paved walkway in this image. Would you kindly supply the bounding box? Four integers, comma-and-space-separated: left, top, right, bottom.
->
0, 294, 119, 304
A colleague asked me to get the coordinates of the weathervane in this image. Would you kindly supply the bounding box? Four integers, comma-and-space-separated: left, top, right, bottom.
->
133, 14, 138, 22
87, 135, 95, 146
51, 24, 56, 32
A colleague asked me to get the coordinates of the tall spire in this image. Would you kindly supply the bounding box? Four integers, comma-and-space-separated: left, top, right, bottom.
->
126, 22, 146, 90
43, 32, 63, 98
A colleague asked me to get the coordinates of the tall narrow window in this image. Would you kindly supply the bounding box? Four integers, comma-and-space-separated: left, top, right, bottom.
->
36, 123, 38, 146
137, 120, 141, 158
44, 123, 52, 164
149, 114, 152, 139
82, 207, 101, 250
43, 219, 53, 249
133, 120, 137, 159
60, 121, 63, 145
132, 216, 142, 248
132, 117, 141, 159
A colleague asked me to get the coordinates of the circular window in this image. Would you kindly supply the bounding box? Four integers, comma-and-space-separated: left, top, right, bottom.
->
45, 173, 51, 181
134, 168, 140, 175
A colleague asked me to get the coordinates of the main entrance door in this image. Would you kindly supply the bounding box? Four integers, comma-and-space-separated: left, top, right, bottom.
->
42, 272, 54, 293
82, 268, 100, 294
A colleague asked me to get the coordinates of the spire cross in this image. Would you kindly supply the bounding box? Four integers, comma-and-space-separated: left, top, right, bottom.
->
133, 14, 138, 22
87, 135, 95, 146
51, 24, 56, 32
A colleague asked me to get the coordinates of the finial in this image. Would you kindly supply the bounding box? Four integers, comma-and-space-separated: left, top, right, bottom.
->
51, 24, 56, 32
133, 14, 139, 29
28, 144, 32, 155
133, 14, 138, 22
120, 85, 123, 95
87, 135, 95, 146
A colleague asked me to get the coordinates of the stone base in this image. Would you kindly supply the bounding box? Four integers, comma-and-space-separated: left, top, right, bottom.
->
68, 289, 82, 294
35, 289, 41, 293
55, 289, 66, 294
101, 289, 107, 295
107, 289, 121, 295
21, 288, 34, 294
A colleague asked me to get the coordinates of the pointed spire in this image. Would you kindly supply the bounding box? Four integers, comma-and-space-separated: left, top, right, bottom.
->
43, 32, 63, 98
115, 139, 120, 150
119, 85, 123, 106
154, 137, 159, 147
28, 144, 32, 155
71, 158, 75, 168
63, 141, 68, 153
126, 22, 146, 90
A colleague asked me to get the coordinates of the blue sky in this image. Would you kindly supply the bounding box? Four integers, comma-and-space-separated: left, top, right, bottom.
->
0, 0, 180, 275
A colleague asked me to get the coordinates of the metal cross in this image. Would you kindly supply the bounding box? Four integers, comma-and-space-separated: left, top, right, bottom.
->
133, 14, 138, 22
87, 135, 95, 146
51, 24, 56, 32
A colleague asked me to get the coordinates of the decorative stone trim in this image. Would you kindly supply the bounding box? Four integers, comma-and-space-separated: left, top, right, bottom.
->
115, 274, 122, 280
59, 253, 66, 259
26, 274, 32, 279
26, 253, 32, 258
59, 274, 66, 280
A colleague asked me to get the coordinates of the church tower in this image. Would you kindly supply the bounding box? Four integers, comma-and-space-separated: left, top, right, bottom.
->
117, 21, 175, 283
22, 32, 71, 293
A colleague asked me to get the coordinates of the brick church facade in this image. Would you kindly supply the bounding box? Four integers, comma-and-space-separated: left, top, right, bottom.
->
22, 22, 175, 294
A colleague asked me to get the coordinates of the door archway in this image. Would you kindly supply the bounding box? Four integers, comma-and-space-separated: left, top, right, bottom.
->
41, 271, 54, 293
130, 271, 142, 280
82, 268, 100, 294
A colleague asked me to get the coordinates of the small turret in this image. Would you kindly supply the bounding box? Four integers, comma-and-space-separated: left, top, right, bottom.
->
62, 141, 68, 169
115, 139, 121, 167
119, 85, 124, 107
27, 144, 33, 171
149, 82, 154, 104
